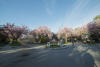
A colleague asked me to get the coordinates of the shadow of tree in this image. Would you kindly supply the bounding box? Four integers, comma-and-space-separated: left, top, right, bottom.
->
67, 44, 99, 67
0, 44, 99, 67
67, 47, 95, 67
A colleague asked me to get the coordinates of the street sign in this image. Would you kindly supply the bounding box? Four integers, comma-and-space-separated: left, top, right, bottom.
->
85, 33, 88, 37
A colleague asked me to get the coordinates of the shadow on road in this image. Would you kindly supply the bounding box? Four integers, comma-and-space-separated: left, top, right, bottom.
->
0, 44, 99, 67
67, 46, 95, 67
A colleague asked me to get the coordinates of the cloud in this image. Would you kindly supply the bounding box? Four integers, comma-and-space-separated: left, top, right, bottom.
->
62, 0, 100, 28
46, 8, 52, 16
53, 0, 100, 31
43, 0, 100, 32
65, 0, 91, 22
43, 0, 56, 16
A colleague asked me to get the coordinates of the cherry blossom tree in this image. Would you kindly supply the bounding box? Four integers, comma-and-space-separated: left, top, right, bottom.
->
57, 27, 73, 42
0, 25, 9, 43
3, 23, 28, 42
88, 21, 100, 42
74, 25, 88, 42
30, 26, 53, 43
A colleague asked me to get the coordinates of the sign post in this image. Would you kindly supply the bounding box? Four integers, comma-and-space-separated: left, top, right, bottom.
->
47, 42, 50, 47
85, 33, 88, 43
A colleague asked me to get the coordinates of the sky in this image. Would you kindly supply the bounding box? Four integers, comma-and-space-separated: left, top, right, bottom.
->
0, 0, 100, 33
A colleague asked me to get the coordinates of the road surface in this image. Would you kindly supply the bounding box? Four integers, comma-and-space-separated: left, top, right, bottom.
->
0, 44, 100, 67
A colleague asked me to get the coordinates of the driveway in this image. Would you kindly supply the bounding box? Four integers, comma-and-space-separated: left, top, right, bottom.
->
0, 44, 100, 67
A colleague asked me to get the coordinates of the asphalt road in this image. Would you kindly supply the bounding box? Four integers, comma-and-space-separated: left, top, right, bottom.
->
0, 44, 100, 67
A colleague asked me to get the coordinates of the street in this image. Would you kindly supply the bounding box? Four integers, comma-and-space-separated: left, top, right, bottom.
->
0, 44, 100, 67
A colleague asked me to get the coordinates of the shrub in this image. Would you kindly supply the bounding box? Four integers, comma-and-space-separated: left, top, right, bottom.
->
10, 40, 21, 47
